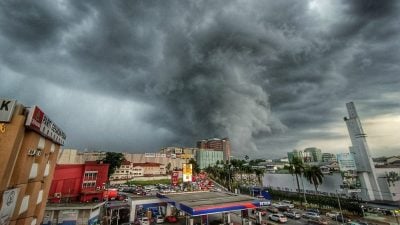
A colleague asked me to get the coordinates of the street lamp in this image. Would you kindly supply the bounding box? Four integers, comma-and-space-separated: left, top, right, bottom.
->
336, 190, 343, 220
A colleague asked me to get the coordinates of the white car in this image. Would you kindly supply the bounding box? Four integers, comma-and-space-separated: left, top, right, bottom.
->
139, 217, 150, 225
302, 212, 320, 219
155, 215, 164, 224
269, 214, 288, 223
280, 200, 294, 209
325, 211, 340, 218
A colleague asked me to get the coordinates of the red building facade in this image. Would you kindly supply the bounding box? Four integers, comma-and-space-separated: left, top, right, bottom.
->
48, 161, 109, 203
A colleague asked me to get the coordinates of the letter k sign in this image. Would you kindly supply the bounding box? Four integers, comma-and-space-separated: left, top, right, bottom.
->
0, 100, 11, 111
0, 99, 16, 122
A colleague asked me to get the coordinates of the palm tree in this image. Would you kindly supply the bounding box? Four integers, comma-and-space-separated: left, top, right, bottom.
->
254, 168, 265, 186
288, 157, 304, 194
304, 165, 324, 194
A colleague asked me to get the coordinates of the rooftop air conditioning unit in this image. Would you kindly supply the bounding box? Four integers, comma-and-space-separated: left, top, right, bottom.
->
54, 192, 62, 198
27, 149, 37, 156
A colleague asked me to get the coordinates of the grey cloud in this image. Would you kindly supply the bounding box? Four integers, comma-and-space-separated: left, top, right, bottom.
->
0, 0, 399, 157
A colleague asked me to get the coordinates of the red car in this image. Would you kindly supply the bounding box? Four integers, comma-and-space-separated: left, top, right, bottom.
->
165, 216, 178, 223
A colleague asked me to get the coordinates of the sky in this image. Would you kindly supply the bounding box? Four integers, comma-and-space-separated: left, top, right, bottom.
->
0, 0, 399, 159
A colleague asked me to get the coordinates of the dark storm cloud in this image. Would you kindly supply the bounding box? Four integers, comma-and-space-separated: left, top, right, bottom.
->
1, 0, 399, 158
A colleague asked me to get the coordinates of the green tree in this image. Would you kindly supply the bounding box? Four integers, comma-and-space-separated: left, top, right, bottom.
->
188, 158, 200, 174
304, 165, 324, 193
166, 162, 172, 175
102, 152, 125, 178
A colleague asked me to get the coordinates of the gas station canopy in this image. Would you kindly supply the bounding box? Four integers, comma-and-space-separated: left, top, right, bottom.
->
157, 191, 261, 216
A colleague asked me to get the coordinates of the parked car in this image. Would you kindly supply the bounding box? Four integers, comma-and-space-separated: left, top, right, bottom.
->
278, 205, 290, 212
155, 215, 164, 224
269, 214, 288, 223
256, 208, 267, 216
281, 200, 295, 209
266, 206, 279, 213
139, 217, 150, 225
333, 215, 351, 223
302, 212, 320, 219
283, 210, 301, 219
165, 216, 178, 223
306, 208, 320, 215
325, 211, 340, 218
308, 218, 328, 225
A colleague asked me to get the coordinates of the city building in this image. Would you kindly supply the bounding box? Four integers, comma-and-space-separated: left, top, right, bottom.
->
43, 161, 109, 225
0, 100, 65, 225
196, 150, 224, 169
322, 153, 337, 162
48, 161, 109, 203
344, 102, 383, 201
109, 161, 166, 185
287, 149, 303, 163
304, 147, 322, 163
123, 153, 186, 171
197, 138, 231, 162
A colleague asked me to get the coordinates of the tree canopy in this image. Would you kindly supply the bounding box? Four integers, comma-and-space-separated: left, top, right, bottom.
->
102, 152, 126, 178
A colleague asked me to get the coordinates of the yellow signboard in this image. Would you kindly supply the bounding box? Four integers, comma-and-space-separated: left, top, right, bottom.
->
182, 163, 192, 182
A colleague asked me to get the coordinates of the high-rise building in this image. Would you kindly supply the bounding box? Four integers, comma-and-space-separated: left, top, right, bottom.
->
196, 150, 224, 169
304, 147, 322, 163
322, 153, 337, 162
0, 99, 66, 225
344, 102, 382, 201
196, 138, 231, 162
287, 149, 304, 163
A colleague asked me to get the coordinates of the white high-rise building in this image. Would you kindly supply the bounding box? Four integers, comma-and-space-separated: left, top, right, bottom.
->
344, 102, 383, 201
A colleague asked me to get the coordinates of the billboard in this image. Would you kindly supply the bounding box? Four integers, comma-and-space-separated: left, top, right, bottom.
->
337, 153, 356, 171
182, 163, 193, 182
0, 99, 16, 123
171, 171, 179, 186
25, 106, 66, 145
0, 188, 20, 225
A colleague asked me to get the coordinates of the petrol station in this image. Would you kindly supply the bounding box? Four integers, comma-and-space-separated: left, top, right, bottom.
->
129, 191, 267, 225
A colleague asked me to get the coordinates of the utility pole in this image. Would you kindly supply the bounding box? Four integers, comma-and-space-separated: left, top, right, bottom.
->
336, 190, 343, 220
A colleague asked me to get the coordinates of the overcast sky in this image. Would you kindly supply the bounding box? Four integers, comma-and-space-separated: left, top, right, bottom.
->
1, 0, 399, 159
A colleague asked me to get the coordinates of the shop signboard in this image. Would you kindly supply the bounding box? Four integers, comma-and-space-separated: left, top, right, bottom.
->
0, 99, 16, 122
0, 188, 20, 225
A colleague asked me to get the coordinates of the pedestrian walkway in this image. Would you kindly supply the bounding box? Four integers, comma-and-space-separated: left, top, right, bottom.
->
363, 215, 398, 225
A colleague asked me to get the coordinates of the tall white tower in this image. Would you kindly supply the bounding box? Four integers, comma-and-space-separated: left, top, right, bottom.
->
344, 102, 382, 201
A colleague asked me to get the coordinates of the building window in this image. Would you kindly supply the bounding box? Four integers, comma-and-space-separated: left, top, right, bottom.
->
84, 171, 98, 180
82, 181, 96, 189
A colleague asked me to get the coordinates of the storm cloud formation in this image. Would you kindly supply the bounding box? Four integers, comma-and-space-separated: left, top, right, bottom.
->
1, 0, 399, 158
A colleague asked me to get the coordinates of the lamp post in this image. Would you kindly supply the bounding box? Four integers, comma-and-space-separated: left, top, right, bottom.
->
336, 190, 343, 220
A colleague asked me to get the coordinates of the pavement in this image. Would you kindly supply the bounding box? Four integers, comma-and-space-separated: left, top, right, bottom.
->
362, 215, 399, 225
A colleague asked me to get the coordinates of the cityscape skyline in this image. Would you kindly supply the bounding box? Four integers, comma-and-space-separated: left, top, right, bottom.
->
1, 1, 399, 158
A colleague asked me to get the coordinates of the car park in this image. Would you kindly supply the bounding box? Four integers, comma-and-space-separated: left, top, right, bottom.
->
155, 215, 164, 224
283, 210, 301, 219
280, 200, 294, 209
325, 211, 340, 218
139, 217, 150, 225
333, 214, 351, 223
278, 205, 290, 212
256, 208, 267, 216
302, 212, 320, 219
308, 217, 328, 225
165, 216, 178, 223
306, 208, 320, 215
266, 206, 279, 213
269, 214, 288, 223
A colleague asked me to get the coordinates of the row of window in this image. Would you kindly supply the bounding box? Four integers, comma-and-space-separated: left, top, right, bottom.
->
84, 171, 98, 180
82, 181, 96, 188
